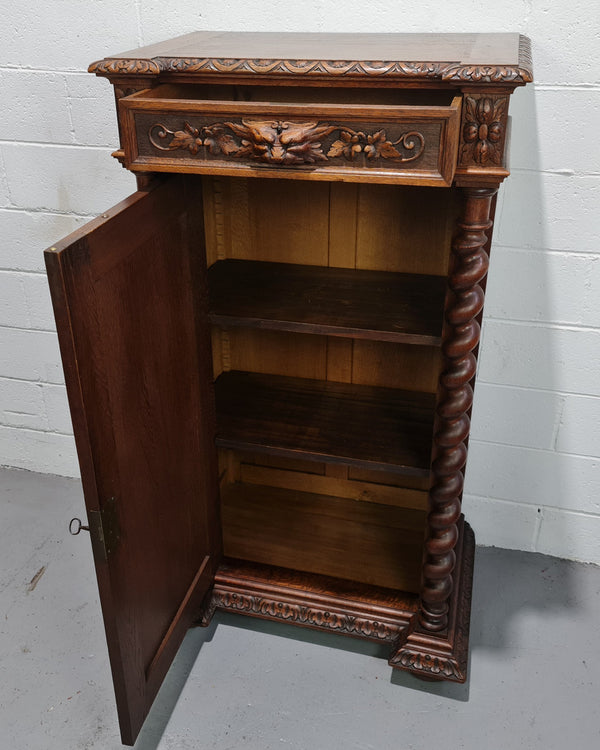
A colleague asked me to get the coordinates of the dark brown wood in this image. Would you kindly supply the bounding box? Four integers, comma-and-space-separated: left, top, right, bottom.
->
221, 482, 426, 591
419, 186, 496, 633
454, 92, 511, 184
89, 31, 532, 85
389, 517, 475, 681
200, 557, 419, 641
119, 86, 461, 186
44, 176, 222, 745
136, 84, 460, 104
214, 370, 436, 476
202, 519, 474, 682
459, 94, 509, 167
44, 31, 532, 742
208, 259, 447, 345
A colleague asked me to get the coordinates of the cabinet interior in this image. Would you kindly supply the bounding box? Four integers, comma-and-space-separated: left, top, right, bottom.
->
133, 82, 458, 107
46, 33, 529, 740
201, 175, 459, 594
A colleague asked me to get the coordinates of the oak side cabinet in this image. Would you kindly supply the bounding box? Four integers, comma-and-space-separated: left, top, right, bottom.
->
45, 32, 532, 745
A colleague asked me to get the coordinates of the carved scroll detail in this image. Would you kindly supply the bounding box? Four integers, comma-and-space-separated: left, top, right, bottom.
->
205, 589, 404, 642
150, 121, 205, 155
460, 96, 508, 166
328, 128, 424, 162
420, 188, 496, 633
148, 119, 425, 166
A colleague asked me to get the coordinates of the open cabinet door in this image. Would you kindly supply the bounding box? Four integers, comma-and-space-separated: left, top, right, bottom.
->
45, 176, 222, 745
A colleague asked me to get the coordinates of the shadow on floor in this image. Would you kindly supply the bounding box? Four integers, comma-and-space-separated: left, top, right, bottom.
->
469, 545, 576, 651
134, 620, 218, 750
133, 543, 576, 748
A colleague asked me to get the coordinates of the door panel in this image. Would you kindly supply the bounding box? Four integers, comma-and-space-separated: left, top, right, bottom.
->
45, 176, 221, 745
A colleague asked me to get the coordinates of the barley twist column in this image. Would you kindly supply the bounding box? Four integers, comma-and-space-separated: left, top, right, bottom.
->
419, 187, 497, 632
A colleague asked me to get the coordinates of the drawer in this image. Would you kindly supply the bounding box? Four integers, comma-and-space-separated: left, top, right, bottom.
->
119, 85, 462, 186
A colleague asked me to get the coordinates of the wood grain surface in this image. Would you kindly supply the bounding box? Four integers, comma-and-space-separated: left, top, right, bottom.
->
214, 370, 436, 475
90, 32, 532, 85
208, 259, 446, 344
220, 482, 426, 591
44, 177, 221, 745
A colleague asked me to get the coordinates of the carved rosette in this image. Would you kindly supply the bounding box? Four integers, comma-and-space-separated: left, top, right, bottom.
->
148, 119, 425, 166
420, 188, 496, 633
460, 95, 509, 167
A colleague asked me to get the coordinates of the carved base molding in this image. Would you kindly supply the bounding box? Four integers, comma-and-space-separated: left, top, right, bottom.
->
199, 560, 416, 643
204, 587, 407, 642
197, 520, 474, 684
389, 519, 475, 682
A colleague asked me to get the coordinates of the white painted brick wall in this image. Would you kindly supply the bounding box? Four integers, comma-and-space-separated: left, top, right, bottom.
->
556, 396, 600, 456
1, 2, 599, 564
1, 210, 92, 271
495, 173, 600, 252
485, 249, 600, 326
1, 143, 134, 214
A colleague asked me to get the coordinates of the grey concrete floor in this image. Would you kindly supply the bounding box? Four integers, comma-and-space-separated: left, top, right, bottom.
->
1, 467, 599, 750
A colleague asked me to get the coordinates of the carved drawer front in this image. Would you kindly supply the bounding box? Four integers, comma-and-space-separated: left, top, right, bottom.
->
119, 86, 462, 186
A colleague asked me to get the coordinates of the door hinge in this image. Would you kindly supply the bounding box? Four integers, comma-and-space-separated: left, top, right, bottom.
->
89, 496, 120, 562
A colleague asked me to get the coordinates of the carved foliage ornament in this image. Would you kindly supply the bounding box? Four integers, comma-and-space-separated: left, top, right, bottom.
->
148, 119, 425, 166
461, 96, 507, 166
89, 52, 532, 84
209, 589, 402, 642
390, 649, 463, 680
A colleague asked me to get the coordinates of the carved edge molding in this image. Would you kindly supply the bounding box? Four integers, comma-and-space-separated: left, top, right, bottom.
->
202, 588, 407, 643
88, 37, 532, 82
147, 119, 425, 166
390, 646, 464, 681
89, 59, 162, 75
388, 522, 475, 682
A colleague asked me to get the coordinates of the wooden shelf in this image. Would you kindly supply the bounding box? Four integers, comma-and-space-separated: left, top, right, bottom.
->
208, 259, 446, 345
220, 483, 427, 592
214, 370, 435, 476
215, 558, 421, 612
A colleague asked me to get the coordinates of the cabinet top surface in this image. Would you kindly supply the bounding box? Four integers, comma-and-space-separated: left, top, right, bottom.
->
89, 31, 532, 85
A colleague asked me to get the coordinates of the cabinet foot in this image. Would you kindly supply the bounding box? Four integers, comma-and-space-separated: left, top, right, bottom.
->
388, 519, 475, 683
